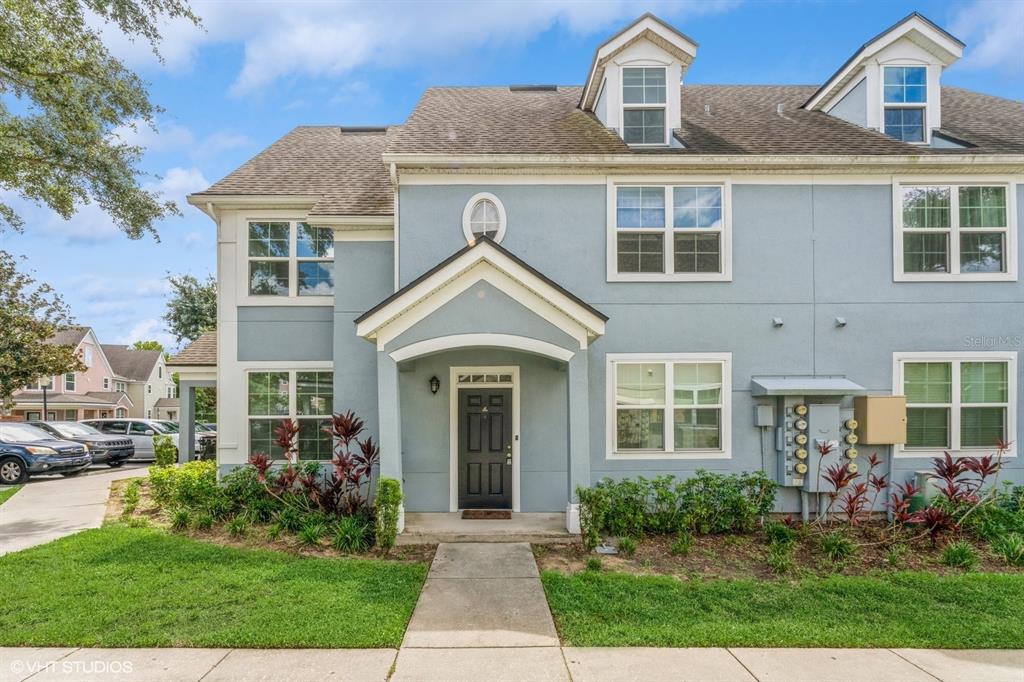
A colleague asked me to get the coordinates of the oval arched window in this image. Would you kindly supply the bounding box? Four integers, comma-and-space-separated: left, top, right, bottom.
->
462, 192, 506, 244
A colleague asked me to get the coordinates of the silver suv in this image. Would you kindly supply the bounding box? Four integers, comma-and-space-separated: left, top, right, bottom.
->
79, 419, 178, 462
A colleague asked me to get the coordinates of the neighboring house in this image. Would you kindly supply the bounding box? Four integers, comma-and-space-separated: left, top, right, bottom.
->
8, 327, 134, 421
185, 13, 1023, 533
102, 345, 179, 419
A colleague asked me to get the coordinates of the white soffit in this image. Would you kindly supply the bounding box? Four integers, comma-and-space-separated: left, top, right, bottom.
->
580, 13, 698, 111
805, 13, 964, 111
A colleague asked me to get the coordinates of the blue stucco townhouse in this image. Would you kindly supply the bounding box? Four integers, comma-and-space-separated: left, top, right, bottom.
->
175, 13, 1024, 534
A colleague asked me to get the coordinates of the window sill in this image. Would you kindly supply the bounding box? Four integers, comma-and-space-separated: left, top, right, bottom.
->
894, 272, 1017, 283
239, 295, 335, 306
894, 447, 1017, 459
608, 449, 731, 460
608, 272, 731, 283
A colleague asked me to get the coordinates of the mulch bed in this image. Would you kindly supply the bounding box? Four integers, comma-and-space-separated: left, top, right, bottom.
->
533, 524, 1022, 580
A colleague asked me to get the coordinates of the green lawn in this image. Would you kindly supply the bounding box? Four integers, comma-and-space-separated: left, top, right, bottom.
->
0, 485, 21, 506
542, 570, 1024, 649
0, 524, 427, 648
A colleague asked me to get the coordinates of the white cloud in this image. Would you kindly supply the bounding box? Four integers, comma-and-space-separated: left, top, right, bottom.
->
77, 275, 170, 301
951, 0, 1024, 72
111, 118, 195, 151
99, 0, 742, 95
203, 132, 250, 152
116, 317, 177, 349
145, 166, 210, 208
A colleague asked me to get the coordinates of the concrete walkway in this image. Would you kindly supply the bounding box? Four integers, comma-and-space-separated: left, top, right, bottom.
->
3, 646, 1021, 681
0, 466, 147, 556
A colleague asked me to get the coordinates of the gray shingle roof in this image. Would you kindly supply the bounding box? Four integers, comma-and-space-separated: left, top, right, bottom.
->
153, 397, 179, 409
11, 391, 130, 406
195, 127, 393, 217
169, 332, 216, 367
101, 345, 161, 381
388, 84, 1024, 157
194, 84, 1021, 216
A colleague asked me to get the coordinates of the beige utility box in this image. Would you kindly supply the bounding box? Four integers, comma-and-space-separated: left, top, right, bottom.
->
854, 395, 907, 444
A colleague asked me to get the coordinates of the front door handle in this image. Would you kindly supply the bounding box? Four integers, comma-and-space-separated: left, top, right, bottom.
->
506, 454, 512, 466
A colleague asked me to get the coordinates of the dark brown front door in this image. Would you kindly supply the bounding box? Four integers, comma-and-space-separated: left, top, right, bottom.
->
458, 388, 512, 509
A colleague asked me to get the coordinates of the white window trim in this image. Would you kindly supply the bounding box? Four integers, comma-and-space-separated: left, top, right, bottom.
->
240, 219, 335, 305
461, 192, 507, 244
244, 366, 334, 461
620, 65, 669, 147
892, 351, 1017, 459
103, 378, 110, 390
892, 178, 1018, 282
607, 177, 733, 282
880, 63, 929, 145
606, 352, 732, 460
64, 373, 76, 391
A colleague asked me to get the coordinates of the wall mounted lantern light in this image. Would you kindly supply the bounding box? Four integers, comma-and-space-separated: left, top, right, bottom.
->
429, 376, 441, 394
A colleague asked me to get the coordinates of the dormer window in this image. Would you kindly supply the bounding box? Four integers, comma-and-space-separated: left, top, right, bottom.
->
622, 67, 667, 145
883, 66, 926, 142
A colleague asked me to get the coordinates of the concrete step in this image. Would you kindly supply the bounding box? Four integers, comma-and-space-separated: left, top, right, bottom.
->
398, 512, 577, 545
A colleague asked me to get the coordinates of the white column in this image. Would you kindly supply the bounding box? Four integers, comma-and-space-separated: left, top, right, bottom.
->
566, 349, 591, 533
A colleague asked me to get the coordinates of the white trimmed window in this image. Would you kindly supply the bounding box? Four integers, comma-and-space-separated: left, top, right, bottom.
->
247, 221, 335, 297
895, 182, 1016, 281
607, 353, 731, 459
621, 67, 667, 145
247, 370, 334, 460
64, 373, 75, 391
609, 182, 731, 281
461, 192, 507, 244
894, 352, 1017, 458
883, 66, 927, 143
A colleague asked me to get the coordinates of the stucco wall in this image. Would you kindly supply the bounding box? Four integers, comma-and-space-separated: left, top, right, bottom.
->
397, 348, 569, 512
827, 78, 867, 127
395, 182, 1024, 507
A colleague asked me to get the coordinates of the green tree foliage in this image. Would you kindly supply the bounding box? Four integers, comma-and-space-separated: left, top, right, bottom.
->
164, 273, 216, 344
132, 340, 164, 351
0, 252, 85, 407
0, 0, 200, 237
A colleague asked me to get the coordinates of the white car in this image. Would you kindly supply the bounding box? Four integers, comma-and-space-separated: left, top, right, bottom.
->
79, 419, 194, 461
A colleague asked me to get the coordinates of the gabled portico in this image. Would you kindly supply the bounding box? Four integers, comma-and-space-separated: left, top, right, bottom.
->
355, 238, 606, 532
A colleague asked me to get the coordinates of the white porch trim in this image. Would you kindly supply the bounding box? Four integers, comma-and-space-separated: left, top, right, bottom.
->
355, 239, 606, 349
389, 334, 575, 363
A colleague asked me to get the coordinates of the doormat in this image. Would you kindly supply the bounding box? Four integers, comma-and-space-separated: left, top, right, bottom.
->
461, 509, 512, 520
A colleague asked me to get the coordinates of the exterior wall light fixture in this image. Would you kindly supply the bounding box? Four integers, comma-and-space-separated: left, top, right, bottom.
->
429, 376, 441, 394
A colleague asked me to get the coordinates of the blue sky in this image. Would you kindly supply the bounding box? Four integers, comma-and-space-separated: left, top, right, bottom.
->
1, 0, 1020, 351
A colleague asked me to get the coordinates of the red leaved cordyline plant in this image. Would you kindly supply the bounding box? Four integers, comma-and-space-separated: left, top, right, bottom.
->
249, 452, 272, 482
909, 505, 955, 544
324, 410, 381, 515
887, 480, 920, 527
274, 418, 300, 464
840, 482, 870, 525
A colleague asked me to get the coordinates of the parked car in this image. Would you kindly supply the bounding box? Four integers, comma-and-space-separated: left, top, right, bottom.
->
161, 421, 216, 459
79, 418, 178, 462
0, 422, 92, 484
32, 421, 134, 467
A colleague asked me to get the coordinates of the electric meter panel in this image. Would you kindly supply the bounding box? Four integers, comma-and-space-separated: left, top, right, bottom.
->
777, 397, 809, 487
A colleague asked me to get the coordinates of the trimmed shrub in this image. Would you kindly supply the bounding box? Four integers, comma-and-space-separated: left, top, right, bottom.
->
149, 460, 220, 512
153, 435, 177, 467
375, 478, 402, 551
577, 471, 777, 542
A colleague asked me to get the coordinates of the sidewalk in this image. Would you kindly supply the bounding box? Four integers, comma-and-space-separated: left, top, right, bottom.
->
0, 466, 146, 556
3, 646, 1021, 681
